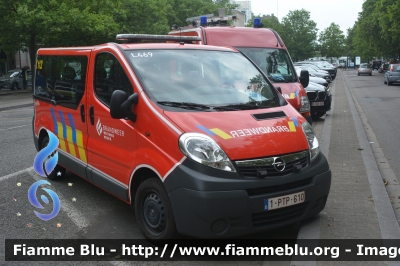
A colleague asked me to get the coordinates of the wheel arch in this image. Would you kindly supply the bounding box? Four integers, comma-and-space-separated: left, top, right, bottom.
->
129, 165, 164, 208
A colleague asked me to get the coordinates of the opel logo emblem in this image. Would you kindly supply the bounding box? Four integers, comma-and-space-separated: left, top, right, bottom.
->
272, 157, 286, 172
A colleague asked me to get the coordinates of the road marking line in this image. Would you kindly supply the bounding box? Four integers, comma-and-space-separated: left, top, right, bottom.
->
0, 124, 28, 132
27, 168, 90, 229
0, 167, 33, 182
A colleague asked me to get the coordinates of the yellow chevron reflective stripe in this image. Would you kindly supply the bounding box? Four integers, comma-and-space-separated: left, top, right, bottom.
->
288, 121, 296, 132
76, 130, 87, 163
66, 126, 77, 157
57, 122, 67, 151
209, 128, 232, 140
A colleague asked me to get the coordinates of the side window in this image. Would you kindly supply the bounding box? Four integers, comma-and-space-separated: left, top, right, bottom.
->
34, 55, 87, 109
94, 53, 133, 107
35, 56, 54, 98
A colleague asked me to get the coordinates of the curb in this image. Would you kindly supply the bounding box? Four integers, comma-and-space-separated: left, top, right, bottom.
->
0, 89, 32, 96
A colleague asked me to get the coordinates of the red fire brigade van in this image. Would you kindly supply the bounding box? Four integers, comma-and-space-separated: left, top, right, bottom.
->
169, 17, 312, 124
32, 34, 331, 240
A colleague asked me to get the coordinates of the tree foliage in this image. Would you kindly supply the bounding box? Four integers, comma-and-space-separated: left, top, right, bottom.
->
0, 0, 234, 74
279, 9, 318, 61
319, 23, 345, 59
352, 0, 400, 61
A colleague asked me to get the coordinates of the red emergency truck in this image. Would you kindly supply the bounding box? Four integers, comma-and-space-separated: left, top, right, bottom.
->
169, 17, 312, 124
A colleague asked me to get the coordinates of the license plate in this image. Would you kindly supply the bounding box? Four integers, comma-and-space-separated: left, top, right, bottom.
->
312, 101, 324, 106
330, 74, 335, 76
264, 191, 305, 211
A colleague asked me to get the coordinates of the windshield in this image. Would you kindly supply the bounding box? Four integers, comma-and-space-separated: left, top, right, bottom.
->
125, 49, 280, 110
236, 48, 297, 83
5, 71, 19, 78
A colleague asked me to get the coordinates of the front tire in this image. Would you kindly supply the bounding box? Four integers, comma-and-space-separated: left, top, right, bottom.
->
312, 112, 326, 118
40, 136, 66, 180
11, 82, 18, 90
135, 178, 178, 240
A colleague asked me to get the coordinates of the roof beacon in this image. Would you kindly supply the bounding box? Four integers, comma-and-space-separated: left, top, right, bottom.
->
200, 16, 208, 27
254, 18, 262, 28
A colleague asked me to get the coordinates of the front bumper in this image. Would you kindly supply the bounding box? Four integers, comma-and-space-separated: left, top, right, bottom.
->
307, 91, 332, 114
164, 152, 331, 238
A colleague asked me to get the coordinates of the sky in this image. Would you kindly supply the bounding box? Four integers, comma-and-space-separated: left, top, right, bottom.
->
249, 0, 365, 35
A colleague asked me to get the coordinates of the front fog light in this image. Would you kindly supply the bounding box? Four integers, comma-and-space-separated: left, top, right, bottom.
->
301, 122, 320, 160
179, 133, 236, 172
300, 96, 310, 112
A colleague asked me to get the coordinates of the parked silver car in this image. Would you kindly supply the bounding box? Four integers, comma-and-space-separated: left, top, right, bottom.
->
384, 64, 400, 85
0, 69, 28, 90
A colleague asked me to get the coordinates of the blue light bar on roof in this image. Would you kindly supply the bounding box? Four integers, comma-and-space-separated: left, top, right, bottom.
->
254, 18, 261, 28
200, 16, 207, 26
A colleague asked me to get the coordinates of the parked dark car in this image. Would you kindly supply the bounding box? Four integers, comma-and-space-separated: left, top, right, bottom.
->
372, 60, 382, 70
306, 82, 332, 118
0, 69, 31, 90
295, 67, 331, 118
384, 64, 400, 85
378, 63, 389, 73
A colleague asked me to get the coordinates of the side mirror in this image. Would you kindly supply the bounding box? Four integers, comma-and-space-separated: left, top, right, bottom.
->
110, 90, 138, 122
299, 70, 309, 88
274, 86, 282, 94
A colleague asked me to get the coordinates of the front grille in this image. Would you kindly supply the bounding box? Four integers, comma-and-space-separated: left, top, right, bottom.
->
235, 151, 309, 178
252, 202, 308, 227
307, 91, 317, 100
318, 91, 326, 100
246, 177, 313, 197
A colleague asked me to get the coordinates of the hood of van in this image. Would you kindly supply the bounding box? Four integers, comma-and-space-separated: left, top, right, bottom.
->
164, 106, 309, 160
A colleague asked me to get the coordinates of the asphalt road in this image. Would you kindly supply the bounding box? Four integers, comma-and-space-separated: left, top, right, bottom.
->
345, 69, 400, 179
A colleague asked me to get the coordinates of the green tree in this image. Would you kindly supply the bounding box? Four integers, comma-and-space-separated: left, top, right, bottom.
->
0, 0, 119, 78
166, 0, 236, 28
319, 23, 345, 60
247, 14, 281, 31
279, 9, 318, 61
345, 26, 356, 58
375, 0, 400, 60
352, 0, 381, 60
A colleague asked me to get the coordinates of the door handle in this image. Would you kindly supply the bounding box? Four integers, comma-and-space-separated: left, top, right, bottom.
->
89, 106, 94, 125
80, 104, 85, 123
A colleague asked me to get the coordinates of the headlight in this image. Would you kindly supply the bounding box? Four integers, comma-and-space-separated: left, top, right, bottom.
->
299, 96, 310, 112
301, 122, 320, 160
179, 133, 236, 172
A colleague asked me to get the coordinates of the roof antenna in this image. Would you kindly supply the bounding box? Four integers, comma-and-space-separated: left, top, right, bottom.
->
171, 24, 184, 44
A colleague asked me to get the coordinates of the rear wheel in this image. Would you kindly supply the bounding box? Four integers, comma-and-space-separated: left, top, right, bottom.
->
40, 136, 66, 180
135, 178, 178, 240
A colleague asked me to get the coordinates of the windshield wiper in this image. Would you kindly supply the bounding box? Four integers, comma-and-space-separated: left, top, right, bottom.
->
157, 101, 211, 110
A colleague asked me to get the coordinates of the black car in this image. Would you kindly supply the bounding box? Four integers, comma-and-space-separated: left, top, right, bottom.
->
378, 63, 389, 73
305, 82, 332, 118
